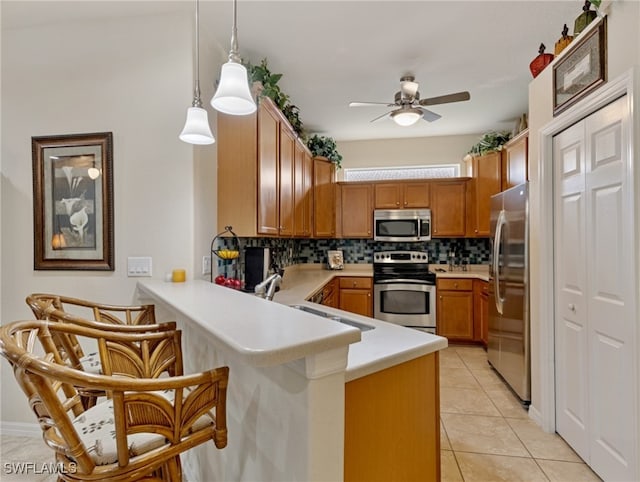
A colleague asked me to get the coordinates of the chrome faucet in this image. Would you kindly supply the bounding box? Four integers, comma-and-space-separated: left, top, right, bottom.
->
254, 273, 282, 301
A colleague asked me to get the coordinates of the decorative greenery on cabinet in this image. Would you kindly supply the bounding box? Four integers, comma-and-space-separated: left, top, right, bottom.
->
307, 135, 343, 169
468, 130, 512, 156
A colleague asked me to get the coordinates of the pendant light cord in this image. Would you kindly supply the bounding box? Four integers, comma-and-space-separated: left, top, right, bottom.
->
228, 0, 240, 63
192, 0, 203, 108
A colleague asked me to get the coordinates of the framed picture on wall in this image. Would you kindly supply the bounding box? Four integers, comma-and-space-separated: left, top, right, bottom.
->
32, 132, 114, 270
553, 16, 607, 116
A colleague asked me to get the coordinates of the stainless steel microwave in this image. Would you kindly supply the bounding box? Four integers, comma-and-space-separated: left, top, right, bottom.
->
373, 209, 431, 242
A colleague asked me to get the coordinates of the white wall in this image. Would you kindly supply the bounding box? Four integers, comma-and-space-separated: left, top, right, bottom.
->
527, 0, 640, 419
335, 134, 481, 180
1, 8, 220, 425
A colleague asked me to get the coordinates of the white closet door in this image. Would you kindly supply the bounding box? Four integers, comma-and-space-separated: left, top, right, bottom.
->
553, 121, 589, 460
585, 95, 635, 481
554, 94, 636, 481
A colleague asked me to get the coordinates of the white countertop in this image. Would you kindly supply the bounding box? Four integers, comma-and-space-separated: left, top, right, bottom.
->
137, 279, 361, 367
138, 263, 448, 382
431, 264, 490, 281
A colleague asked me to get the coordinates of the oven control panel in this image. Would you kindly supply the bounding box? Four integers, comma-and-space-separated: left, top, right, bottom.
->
373, 251, 429, 263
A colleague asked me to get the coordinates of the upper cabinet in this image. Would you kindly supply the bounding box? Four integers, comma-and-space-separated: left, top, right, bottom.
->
431, 180, 467, 237
374, 181, 430, 209
466, 151, 502, 237
313, 157, 336, 238
340, 183, 373, 238
502, 129, 528, 190
218, 97, 313, 237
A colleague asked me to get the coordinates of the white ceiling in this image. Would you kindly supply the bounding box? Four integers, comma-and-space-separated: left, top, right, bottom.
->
3, 1, 580, 141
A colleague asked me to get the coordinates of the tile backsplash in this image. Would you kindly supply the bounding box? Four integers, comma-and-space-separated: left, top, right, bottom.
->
215, 237, 491, 277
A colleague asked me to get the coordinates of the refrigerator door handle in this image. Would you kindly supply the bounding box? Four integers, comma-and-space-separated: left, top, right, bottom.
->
493, 209, 506, 315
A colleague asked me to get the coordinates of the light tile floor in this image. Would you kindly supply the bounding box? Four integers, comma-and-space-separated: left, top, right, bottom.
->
1, 345, 603, 482
440, 345, 602, 482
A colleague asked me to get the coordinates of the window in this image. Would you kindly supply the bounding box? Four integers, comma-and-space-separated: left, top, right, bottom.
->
343, 165, 460, 182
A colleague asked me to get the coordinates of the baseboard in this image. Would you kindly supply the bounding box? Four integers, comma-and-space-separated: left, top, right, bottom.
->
527, 404, 545, 429
0, 421, 41, 438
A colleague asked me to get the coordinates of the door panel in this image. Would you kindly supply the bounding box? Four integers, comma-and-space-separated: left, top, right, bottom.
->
554, 121, 589, 460
585, 96, 635, 480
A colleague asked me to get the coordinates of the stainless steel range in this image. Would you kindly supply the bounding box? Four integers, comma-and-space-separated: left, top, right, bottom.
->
373, 250, 437, 333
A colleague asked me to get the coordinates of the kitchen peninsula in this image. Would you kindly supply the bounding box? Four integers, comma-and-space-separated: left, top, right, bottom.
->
137, 270, 447, 482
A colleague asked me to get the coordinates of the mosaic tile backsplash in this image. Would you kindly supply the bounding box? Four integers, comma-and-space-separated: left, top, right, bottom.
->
215, 236, 491, 278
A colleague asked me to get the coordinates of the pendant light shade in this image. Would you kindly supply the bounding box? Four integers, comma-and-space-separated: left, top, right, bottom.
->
180, 0, 215, 145
391, 108, 422, 127
180, 106, 215, 144
210, 0, 256, 116
211, 62, 256, 115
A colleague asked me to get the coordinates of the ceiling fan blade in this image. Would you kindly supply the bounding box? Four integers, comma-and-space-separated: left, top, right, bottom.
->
370, 111, 392, 123
349, 101, 394, 107
419, 91, 471, 106
421, 109, 442, 122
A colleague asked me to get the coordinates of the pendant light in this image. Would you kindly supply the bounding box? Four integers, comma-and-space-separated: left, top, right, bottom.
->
210, 0, 256, 116
180, 0, 215, 145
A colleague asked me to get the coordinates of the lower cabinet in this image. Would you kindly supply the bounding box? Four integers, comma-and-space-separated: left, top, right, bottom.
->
436, 278, 474, 341
474, 279, 489, 346
345, 353, 440, 482
338, 277, 373, 318
320, 278, 339, 308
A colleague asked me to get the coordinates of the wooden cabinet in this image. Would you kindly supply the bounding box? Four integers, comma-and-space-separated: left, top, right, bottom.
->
339, 277, 373, 317
430, 181, 467, 237
345, 353, 440, 482
373, 181, 430, 209
467, 152, 502, 237
313, 157, 336, 237
474, 279, 489, 346
320, 278, 338, 308
293, 139, 312, 237
218, 96, 311, 237
502, 129, 528, 190
340, 183, 373, 238
278, 123, 295, 236
436, 278, 474, 341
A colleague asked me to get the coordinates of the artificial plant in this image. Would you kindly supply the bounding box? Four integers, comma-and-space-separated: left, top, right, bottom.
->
468, 130, 513, 156
307, 135, 343, 169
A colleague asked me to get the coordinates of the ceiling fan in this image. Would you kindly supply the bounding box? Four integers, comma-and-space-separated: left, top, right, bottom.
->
349, 76, 471, 126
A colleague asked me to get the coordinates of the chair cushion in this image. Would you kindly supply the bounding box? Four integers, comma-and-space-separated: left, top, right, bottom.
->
69, 390, 214, 466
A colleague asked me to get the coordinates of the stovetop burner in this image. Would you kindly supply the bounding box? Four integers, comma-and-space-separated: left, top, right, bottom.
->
373, 251, 435, 284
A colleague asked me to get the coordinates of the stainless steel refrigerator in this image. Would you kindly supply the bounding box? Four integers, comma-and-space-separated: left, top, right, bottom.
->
488, 182, 530, 403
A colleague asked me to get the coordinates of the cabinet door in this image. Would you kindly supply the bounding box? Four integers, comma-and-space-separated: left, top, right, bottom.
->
503, 130, 528, 190
279, 125, 295, 236
431, 181, 466, 237
257, 102, 280, 235
474, 279, 489, 345
339, 289, 373, 317
374, 183, 402, 209
293, 141, 305, 237
472, 152, 501, 236
303, 150, 313, 237
403, 182, 430, 208
437, 289, 474, 340
313, 157, 336, 237
341, 184, 373, 238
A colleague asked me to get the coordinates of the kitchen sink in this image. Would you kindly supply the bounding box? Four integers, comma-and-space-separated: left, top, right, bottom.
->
290, 304, 374, 332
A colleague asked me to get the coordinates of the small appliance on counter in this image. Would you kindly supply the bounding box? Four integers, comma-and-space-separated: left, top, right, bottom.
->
243, 247, 270, 292
327, 250, 344, 270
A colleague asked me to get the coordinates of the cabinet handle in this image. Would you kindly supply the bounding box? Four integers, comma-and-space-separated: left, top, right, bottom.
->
439, 296, 443, 300
403, 201, 408, 206
367, 293, 371, 297
475, 229, 478, 233
396, 201, 400, 206
454, 282, 458, 288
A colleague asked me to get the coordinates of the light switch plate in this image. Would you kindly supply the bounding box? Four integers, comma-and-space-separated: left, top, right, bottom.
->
127, 256, 152, 277
202, 255, 212, 275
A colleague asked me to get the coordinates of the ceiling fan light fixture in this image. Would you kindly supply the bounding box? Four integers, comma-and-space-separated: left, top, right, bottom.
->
391, 108, 422, 127
211, 0, 257, 116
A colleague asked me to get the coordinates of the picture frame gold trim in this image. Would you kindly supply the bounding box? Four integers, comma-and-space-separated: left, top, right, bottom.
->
32, 132, 114, 270
553, 16, 607, 116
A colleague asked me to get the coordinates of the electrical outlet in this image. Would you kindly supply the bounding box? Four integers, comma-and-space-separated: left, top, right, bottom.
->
202, 255, 212, 275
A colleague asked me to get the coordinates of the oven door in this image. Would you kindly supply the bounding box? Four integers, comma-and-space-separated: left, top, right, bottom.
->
373, 280, 436, 329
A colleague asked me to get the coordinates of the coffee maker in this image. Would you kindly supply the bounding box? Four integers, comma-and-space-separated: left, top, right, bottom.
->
243, 247, 270, 292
